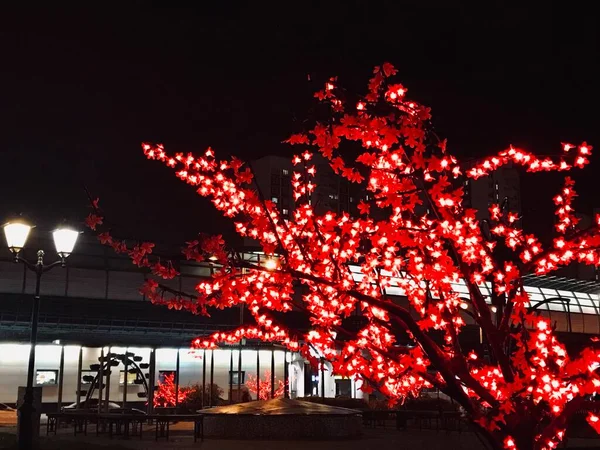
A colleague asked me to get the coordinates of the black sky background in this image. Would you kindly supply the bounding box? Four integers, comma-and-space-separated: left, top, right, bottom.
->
0, 2, 598, 245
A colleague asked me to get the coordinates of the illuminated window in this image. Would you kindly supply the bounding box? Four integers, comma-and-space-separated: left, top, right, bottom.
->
229, 370, 245, 384
36, 370, 58, 386
120, 370, 142, 385
282, 208, 289, 215
282, 169, 289, 175
271, 197, 278, 204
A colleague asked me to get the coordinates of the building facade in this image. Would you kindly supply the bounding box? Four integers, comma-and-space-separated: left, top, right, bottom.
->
464, 164, 521, 222
1, 231, 599, 412
251, 154, 360, 218
0, 234, 361, 411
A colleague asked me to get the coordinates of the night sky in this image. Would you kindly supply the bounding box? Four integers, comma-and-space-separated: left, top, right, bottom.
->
1, 3, 598, 245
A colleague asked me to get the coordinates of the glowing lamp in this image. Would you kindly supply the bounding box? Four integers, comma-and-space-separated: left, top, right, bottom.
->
208, 255, 219, 261
490, 306, 498, 313
459, 302, 469, 310
53, 227, 80, 259
3, 221, 32, 253
264, 258, 278, 271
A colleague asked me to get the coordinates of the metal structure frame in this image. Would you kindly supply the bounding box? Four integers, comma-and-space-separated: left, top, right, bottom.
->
347, 266, 600, 315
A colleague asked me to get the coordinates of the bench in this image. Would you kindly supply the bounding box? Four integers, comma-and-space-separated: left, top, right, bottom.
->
150, 414, 204, 442
46, 412, 204, 442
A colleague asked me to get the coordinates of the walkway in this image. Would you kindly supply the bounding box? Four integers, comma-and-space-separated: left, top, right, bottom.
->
2, 422, 600, 450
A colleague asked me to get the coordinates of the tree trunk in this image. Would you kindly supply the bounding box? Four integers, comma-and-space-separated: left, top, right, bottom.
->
473, 418, 536, 450
479, 431, 504, 450
511, 421, 537, 450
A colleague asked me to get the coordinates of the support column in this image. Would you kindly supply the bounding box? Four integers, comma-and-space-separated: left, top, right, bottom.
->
175, 349, 180, 410
237, 346, 242, 400
122, 350, 128, 409
229, 350, 233, 403
104, 347, 111, 412
75, 347, 83, 409
209, 350, 214, 407
320, 358, 325, 398
201, 349, 206, 409
98, 348, 104, 409
284, 350, 289, 399
256, 350, 260, 401
147, 348, 156, 415
238, 305, 244, 401
270, 349, 275, 399
57, 346, 64, 412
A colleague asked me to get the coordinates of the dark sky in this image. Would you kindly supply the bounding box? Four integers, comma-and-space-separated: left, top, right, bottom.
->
1, 2, 598, 244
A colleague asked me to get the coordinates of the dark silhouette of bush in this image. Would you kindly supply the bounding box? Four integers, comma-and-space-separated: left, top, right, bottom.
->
182, 383, 224, 411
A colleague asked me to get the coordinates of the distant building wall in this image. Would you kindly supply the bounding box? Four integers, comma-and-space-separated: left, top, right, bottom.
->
465, 165, 521, 222
0, 344, 294, 405
251, 154, 360, 218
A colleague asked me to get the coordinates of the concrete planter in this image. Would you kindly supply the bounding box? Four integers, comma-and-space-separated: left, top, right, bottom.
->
199, 398, 363, 439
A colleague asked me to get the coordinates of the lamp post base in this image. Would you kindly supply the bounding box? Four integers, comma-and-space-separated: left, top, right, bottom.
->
17, 386, 41, 450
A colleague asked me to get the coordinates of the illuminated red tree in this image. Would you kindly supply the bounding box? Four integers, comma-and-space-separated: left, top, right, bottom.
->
153, 373, 190, 408
246, 370, 285, 401
87, 64, 600, 450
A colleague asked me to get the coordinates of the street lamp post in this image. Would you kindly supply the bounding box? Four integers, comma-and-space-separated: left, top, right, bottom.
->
3, 220, 79, 450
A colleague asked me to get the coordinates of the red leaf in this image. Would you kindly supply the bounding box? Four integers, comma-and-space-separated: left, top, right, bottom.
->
382, 62, 397, 77
358, 201, 370, 215
330, 157, 345, 174
285, 134, 310, 145
356, 152, 377, 166
97, 232, 112, 245
85, 213, 103, 231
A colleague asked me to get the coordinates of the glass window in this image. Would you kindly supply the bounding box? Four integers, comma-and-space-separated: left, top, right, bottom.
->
158, 370, 176, 384
271, 197, 278, 204
282, 169, 289, 175
452, 284, 470, 294
577, 298, 595, 307
478, 283, 492, 297
524, 286, 540, 294
282, 209, 289, 215
541, 288, 559, 297
581, 306, 597, 315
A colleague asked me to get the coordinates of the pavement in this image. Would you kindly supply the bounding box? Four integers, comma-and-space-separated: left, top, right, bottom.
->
1, 418, 599, 449
3, 423, 488, 450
